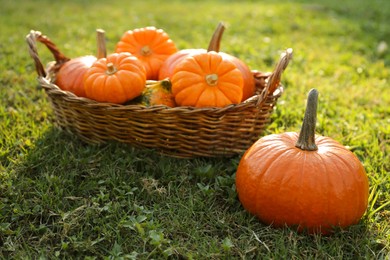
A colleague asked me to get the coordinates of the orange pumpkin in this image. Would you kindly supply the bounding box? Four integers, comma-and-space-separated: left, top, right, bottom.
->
158, 48, 206, 80
159, 22, 255, 101
83, 52, 146, 104
158, 22, 223, 80
171, 51, 244, 107
115, 26, 178, 80
55, 29, 106, 97
235, 89, 369, 235
56, 55, 97, 97
219, 52, 255, 101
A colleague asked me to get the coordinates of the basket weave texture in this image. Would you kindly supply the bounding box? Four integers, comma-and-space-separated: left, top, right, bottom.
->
26, 30, 292, 158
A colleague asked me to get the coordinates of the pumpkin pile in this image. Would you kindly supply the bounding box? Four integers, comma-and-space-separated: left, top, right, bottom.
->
54, 22, 260, 108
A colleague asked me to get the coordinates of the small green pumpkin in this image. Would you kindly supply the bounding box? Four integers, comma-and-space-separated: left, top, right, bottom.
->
128, 79, 175, 107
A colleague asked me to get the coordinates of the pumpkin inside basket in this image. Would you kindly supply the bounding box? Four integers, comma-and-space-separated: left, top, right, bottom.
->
159, 22, 256, 102
26, 28, 293, 158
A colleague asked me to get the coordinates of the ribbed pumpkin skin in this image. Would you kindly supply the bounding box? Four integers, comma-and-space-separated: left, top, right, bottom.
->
158, 22, 255, 101
219, 52, 255, 101
159, 50, 255, 102
115, 27, 177, 80
171, 52, 244, 108
56, 55, 97, 97
158, 49, 206, 80
236, 132, 369, 235
83, 53, 146, 104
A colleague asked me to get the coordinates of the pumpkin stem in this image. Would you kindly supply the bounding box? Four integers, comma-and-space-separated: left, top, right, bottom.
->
205, 74, 219, 86
96, 29, 107, 59
141, 45, 152, 56
207, 22, 225, 52
295, 89, 319, 151
106, 62, 117, 75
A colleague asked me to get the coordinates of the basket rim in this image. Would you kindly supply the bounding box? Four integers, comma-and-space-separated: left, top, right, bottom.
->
37, 75, 284, 113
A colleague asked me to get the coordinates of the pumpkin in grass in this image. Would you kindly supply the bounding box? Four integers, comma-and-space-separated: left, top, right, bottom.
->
235, 89, 369, 235
83, 52, 146, 104
55, 29, 106, 97
171, 51, 244, 107
159, 22, 255, 102
115, 26, 177, 80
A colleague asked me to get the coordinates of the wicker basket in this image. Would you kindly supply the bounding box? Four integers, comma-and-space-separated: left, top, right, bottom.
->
26, 30, 293, 158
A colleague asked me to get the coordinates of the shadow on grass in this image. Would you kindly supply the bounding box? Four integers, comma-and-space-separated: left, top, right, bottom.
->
1, 126, 388, 258
1, 126, 241, 257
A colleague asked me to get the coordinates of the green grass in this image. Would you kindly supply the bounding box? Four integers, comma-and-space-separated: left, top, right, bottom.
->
1, 0, 389, 258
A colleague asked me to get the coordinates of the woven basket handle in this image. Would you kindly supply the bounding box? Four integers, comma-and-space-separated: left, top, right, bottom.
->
26, 30, 70, 78
257, 48, 293, 103
268, 48, 293, 93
